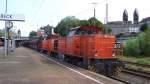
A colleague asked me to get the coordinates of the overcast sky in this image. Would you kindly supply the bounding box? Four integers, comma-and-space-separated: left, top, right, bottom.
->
0, 0, 150, 36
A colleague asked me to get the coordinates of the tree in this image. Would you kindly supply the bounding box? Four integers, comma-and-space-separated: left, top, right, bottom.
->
54, 16, 80, 36
41, 25, 53, 37
124, 29, 150, 56
124, 39, 141, 56
88, 17, 104, 32
0, 29, 5, 37
138, 29, 150, 56
54, 16, 104, 36
80, 20, 90, 26
29, 31, 37, 39
140, 23, 148, 32
107, 28, 112, 34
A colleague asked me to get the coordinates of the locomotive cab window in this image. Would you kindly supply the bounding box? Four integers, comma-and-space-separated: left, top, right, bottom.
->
54, 40, 58, 50
67, 29, 77, 37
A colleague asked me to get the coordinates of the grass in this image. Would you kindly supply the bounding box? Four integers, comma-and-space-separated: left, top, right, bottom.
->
117, 55, 150, 72
125, 64, 150, 72
119, 55, 150, 65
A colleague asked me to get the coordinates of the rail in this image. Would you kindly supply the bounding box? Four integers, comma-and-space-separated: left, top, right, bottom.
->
123, 68, 150, 79
123, 61, 150, 68
109, 76, 131, 84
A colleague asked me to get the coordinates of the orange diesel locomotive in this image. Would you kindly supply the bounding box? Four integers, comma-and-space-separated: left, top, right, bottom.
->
40, 26, 123, 76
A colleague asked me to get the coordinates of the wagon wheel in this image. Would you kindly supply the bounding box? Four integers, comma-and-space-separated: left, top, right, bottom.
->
88, 65, 98, 73
113, 66, 123, 76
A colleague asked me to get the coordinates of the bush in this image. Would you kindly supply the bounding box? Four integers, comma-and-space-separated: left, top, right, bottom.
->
124, 39, 141, 56
138, 29, 150, 56
140, 23, 148, 32
124, 29, 150, 57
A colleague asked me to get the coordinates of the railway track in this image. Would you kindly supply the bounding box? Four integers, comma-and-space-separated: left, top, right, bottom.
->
109, 68, 150, 84
123, 61, 150, 68
37, 51, 150, 84
123, 68, 150, 79
109, 76, 131, 84
39, 53, 125, 84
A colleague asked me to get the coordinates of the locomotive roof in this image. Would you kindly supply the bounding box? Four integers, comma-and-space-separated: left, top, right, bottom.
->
69, 26, 101, 31
69, 26, 80, 31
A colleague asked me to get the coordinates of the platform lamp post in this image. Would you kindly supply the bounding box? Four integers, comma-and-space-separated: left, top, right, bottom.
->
4, 0, 13, 57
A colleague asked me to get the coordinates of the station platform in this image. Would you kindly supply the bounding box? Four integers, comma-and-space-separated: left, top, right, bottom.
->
0, 47, 123, 84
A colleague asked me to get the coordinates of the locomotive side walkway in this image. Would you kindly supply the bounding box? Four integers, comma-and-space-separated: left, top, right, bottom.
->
0, 47, 123, 84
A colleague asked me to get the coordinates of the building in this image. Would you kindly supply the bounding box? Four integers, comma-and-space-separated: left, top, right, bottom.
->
140, 17, 150, 26
105, 9, 140, 43
37, 29, 44, 36
133, 8, 139, 24
106, 8, 140, 35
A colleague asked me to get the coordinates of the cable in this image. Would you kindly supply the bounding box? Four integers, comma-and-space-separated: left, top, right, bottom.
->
76, 7, 93, 15
75, 0, 106, 17
29, 0, 45, 26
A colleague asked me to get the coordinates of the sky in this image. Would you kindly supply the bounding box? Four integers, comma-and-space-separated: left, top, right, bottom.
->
0, 0, 150, 36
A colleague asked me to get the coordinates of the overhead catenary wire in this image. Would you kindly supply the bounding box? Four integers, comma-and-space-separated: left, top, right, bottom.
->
30, 0, 107, 27
75, 0, 106, 18
29, 0, 45, 27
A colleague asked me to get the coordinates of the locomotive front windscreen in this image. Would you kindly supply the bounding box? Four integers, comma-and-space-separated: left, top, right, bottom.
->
67, 29, 77, 37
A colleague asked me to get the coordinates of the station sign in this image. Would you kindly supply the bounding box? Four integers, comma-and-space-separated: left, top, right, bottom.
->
0, 13, 25, 21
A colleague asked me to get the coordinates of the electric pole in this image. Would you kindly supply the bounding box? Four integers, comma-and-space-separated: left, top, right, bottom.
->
4, 0, 8, 57
106, 0, 108, 24
92, 2, 98, 18
105, 0, 109, 34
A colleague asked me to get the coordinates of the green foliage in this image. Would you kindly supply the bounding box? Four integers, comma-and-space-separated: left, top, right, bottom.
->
116, 33, 124, 38
107, 28, 112, 34
122, 56, 150, 65
124, 29, 150, 56
0, 29, 5, 37
54, 16, 80, 36
29, 31, 37, 39
138, 29, 150, 56
54, 16, 104, 36
88, 17, 104, 31
80, 20, 89, 26
138, 33, 146, 54
125, 39, 141, 56
137, 60, 149, 65
140, 23, 148, 32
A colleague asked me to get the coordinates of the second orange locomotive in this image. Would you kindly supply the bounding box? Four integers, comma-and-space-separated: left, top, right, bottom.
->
39, 26, 123, 76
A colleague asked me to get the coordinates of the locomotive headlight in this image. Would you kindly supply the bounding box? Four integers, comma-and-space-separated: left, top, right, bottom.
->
112, 53, 115, 57
95, 53, 98, 57
112, 50, 115, 57
94, 50, 98, 57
